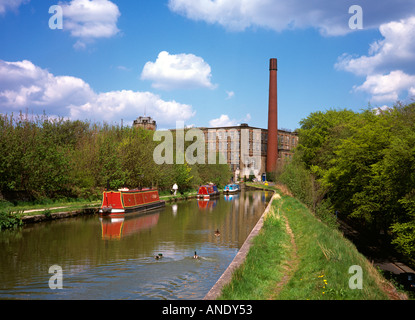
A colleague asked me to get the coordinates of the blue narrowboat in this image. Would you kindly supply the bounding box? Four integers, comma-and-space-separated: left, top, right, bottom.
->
224, 184, 241, 194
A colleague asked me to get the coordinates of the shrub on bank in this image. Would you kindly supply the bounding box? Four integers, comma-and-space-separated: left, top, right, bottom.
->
0, 210, 23, 230
0, 113, 232, 204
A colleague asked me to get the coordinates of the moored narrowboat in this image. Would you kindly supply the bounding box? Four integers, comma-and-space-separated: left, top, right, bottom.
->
197, 184, 220, 200
224, 184, 240, 194
99, 188, 165, 216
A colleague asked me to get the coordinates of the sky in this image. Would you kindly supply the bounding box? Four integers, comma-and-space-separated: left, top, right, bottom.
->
1, 0, 415, 131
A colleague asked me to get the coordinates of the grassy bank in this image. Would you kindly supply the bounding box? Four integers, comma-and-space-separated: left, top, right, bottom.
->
218, 186, 397, 300
1, 198, 100, 215
0, 189, 200, 230
0, 197, 100, 230
218, 196, 291, 299
159, 189, 198, 201
1, 188, 199, 218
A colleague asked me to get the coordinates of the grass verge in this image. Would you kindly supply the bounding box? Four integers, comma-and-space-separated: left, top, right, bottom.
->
1, 198, 100, 215
0, 198, 101, 230
278, 196, 389, 300
217, 186, 394, 300
218, 199, 291, 300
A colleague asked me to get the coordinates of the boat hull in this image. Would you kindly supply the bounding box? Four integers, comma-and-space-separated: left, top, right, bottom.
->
197, 184, 220, 200
99, 189, 165, 216
197, 194, 219, 200
223, 184, 241, 194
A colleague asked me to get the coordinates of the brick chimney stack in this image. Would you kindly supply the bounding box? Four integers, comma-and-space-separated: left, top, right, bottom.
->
266, 58, 278, 173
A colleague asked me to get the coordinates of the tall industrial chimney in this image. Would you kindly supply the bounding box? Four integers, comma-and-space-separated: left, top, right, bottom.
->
266, 58, 278, 173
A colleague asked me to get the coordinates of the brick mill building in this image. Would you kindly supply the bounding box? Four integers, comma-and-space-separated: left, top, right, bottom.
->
196, 123, 298, 182
135, 58, 298, 181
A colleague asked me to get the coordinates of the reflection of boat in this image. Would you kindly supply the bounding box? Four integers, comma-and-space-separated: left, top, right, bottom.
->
99, 188, 165, 215
224, 193, 240, 201
224, 184, 240, 194
100, 211, 160, 240
197, 184, 220, 200
197, 199, 218, 210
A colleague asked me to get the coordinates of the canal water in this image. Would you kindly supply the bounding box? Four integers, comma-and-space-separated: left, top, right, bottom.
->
0, 190, 272, 300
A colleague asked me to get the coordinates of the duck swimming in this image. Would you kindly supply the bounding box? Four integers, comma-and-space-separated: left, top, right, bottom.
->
193, 251, 200, 259
214, 229, 221, 237
154, 253, 163, 260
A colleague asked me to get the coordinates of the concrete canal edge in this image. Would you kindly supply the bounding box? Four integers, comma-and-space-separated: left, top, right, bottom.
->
203, 190, 279, 300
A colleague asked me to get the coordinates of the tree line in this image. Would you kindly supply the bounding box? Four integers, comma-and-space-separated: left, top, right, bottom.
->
0, 112, 231, 203
278, 102, 415, 264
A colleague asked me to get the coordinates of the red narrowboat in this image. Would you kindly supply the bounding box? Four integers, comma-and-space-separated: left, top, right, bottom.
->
99, 188, 165, 215
197, 184, 220, 200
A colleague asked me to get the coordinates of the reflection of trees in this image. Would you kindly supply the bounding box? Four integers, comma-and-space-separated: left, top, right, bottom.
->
204, 191, 272, 248
0, 191, 272, 290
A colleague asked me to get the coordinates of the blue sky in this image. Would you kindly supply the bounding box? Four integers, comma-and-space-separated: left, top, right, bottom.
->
1, 0, 415, 131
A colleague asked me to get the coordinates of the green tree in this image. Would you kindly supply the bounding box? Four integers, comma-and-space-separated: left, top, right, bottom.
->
297, 108, 358, 171
286, 103, 415, 261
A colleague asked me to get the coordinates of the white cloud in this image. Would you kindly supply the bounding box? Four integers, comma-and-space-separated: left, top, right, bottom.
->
354, 70, 415, 103
168, 0, 415, 36
209, 113, 251, 127
117, 65, 131, 72
372, 105, 391, 115
73, 40, 87, 50
0, 59, 195, 127
226, 91, 235, 100
336, 16, 415, 103
0, 60, 95, 114
209, 114, 237, 127
0, 0, 28, 14
70, 90, 195, 125
60, 0, 120, 43
243, 113, 251, 122
336, 17, 415, 76
141, 51, 216, 90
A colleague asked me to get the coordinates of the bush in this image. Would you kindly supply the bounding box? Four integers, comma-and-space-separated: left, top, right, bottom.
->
391, 221, 415, 262
0, 200, 13, 210
315, 199, 338, 229
0, 210, 23, 230
278, 157, 314, 209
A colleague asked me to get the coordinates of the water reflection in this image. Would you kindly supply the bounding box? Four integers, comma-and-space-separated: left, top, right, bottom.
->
223, 193, 240, 202
197, 199, 218, 211
0, 190, 272, 300
172, 204, 178, 217
100, 211, 160, 240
